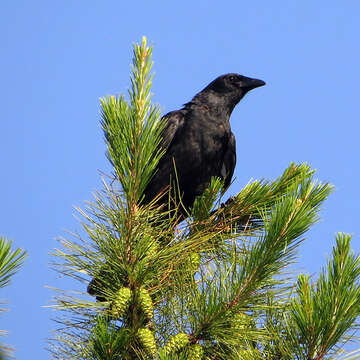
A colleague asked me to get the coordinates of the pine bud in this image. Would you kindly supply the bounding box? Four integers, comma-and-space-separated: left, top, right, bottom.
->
189, 253, 200, 272
138, 287, 154, 320
111, 287, 132, 318
147, 240, 159, 258
231, 312, 255, 332
188, 344, 203, 360
231, 312, 246, 330
164, 333, 189, 355
137, 328, 157, 355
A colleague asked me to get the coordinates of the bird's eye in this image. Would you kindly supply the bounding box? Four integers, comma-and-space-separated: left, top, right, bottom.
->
229, 76, 236, 82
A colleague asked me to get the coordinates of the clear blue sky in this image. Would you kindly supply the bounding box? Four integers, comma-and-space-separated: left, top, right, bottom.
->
1, 1, 359, 358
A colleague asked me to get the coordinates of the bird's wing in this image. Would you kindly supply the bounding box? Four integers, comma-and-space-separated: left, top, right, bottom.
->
159, 110, 186, 152
141, 110, 185, 205
222, 132, 236, 190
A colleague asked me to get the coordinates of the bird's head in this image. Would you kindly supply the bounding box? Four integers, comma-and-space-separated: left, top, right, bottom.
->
196, 73, 266, 113
209, 73, 265, 98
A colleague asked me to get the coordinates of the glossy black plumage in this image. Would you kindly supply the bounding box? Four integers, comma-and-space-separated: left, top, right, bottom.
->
141, 73, 265, 216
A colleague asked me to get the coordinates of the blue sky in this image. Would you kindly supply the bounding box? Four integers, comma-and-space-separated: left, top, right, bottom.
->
1, 1, 359, 358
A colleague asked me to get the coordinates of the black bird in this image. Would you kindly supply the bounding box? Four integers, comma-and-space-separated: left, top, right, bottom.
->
141, 73, 265, 217
88, 73, 265, 300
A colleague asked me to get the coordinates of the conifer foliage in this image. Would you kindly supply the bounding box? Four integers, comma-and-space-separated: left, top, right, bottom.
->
0, 237, 26, 358
51, 37, 360, 359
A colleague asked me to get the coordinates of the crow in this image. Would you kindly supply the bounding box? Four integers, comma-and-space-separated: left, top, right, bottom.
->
88, 73, 265, 299
141, 73, 265, 217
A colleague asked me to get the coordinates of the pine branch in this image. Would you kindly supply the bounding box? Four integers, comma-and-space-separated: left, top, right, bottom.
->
100, 36, 164, 206
290, 233, 360, 360
0, 237, 26, 358
0, 237, 27, 289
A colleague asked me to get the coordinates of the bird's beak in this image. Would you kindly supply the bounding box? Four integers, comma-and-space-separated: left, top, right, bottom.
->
242, 77, 266, 90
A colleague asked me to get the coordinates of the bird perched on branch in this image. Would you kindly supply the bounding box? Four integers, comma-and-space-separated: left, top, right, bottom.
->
141, 73, 265, 217
88, 73, 265, 299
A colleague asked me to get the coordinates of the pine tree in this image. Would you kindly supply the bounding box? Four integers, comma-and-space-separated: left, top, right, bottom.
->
50, 37, 360, 360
